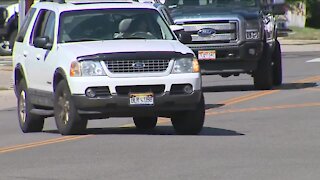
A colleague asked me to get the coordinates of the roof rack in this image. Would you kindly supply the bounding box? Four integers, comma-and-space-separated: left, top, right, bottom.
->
39, 0, 66, 3
39, 0, 135, 3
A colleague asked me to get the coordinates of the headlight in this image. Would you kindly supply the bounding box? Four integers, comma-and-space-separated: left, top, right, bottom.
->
245, 20, 260, 40
172, 57, 200, 74
70, 61, 106, 77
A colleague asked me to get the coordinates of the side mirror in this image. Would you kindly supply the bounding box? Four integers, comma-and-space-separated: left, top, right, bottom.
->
272, 4, 286, 15
34, 36, 53, 50
170, 25, 192, 43
170, 25, 184, 32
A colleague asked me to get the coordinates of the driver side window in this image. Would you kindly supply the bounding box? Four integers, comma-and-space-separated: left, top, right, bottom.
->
30, 10, 55, 46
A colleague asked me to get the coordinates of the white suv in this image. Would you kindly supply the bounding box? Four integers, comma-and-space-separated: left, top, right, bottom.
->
12, 0, 205, 135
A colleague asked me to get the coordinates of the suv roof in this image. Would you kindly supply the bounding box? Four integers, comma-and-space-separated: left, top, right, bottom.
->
34, 0, 156, 12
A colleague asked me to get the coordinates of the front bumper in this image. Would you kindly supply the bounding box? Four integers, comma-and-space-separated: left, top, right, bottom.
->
72, 90, 202, 118
188, 41, 264, 75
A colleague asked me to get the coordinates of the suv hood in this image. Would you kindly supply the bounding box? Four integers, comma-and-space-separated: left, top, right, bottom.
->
170, 6, 260, 22
58, 40, 192, 58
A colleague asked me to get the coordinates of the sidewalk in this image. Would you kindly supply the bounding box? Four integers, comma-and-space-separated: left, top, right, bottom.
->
279, 39, 320, 52
0, 39, 320, 110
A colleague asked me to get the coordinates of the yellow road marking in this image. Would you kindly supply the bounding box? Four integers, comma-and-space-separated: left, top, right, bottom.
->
206, 102, 320, 116
0, 135, 92, 154
2, 75, 320, 154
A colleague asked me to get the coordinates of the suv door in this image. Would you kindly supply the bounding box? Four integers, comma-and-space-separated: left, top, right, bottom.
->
25, 9, 55, 92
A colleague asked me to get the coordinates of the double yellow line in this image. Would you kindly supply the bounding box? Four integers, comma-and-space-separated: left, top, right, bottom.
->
0, 135, 92, 153
2, 75, 320, 154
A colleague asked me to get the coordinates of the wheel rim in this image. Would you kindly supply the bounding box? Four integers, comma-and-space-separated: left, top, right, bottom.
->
57, 91, 70, 125
0, 41, 11, 51
19, 90, 26, 124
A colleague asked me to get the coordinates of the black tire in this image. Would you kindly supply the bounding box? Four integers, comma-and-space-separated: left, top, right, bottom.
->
171, 94, 205, 135
9, 30, 18, 51
17, 79, 44, 133
253, 43, 273, 90
0, 40, 11, 56
272, 40, 282, 86
54, 80, 88, 135
133, 117, 158, 130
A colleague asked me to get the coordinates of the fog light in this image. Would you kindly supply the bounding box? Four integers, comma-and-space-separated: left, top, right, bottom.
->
183, 85, 193, 94
85, 88, 96, 98
248, 48, 256, 55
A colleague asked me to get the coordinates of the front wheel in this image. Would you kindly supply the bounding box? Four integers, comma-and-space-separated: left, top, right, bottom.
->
253, 43, 273, 90
272, 40, 282, 86
171, 94, 205, 135
17, 79, 44, 132
54, 80, 87, 135
133, 117, 157, 130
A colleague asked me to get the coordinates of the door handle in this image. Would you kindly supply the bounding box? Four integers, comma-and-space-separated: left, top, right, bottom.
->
36, 55, 41, 61
23, 51, 28, 57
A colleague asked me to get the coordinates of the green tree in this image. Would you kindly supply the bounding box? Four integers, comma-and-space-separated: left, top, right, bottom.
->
286, 0, 320, 28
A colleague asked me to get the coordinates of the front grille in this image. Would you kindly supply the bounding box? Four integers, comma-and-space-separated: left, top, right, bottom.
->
183, 20, 239, 44
105, 59, 170, 73
116, 85, 165, 95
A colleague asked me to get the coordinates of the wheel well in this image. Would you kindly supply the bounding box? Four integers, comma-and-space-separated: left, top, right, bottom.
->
53, 70, 66, 92
14, 65, 24, 86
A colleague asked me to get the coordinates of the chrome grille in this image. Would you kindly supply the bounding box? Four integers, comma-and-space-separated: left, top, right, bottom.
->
183, 20, 239, 43
105, 59, 170, 73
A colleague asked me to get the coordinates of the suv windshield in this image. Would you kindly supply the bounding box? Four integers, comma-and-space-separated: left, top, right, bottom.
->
58, 8, 175, 43
165, 0, 257, 8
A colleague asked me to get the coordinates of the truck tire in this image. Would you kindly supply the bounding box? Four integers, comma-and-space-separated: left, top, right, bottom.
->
133, 117, 157, 130
0, 41, 11, 56
9, 30, 18, 51
171, 93, 205, 135
253, 43, 273, 90
17, 79, 45, 132
272, 40, 282, 86
54, 80, 88, 135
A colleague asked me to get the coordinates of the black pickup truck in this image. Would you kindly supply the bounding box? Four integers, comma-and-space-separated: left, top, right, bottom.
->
165, 0, 283, 90
0, 1, 18, 56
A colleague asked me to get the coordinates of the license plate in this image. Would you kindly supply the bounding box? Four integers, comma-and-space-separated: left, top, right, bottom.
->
129, 93, 154, 106
198, 50, 216, 60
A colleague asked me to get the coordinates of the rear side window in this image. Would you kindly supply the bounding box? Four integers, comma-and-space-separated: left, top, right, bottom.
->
16, 8, 36, 43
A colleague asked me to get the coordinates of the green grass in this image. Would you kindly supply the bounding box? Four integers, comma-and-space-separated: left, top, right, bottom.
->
284, 26, 320, 40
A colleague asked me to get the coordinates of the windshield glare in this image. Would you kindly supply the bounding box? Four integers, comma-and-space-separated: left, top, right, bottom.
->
166, 0, 257, 8
58, 9, 175, 43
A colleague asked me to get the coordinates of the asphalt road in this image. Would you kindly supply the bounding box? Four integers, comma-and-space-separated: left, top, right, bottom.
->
1, 51, 320, 180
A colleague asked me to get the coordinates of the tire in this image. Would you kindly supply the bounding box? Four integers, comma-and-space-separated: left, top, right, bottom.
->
253, 43, 273, 90
9, 30, 18, 51
272, 40, 282, 86
0, 30, 17, 56
54, 80, 88, 135
17, 79, 44, 133
133, 117, 158, 130
171, 93, 205, 135
0, 40, 11, 56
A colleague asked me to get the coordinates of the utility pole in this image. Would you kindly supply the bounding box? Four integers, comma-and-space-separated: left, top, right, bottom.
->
18, 0, 34, 29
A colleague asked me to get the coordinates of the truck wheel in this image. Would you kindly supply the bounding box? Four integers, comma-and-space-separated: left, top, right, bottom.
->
253, 44, 273, 90
133, 117, 157, 130
54, 80, 88, 135
17, 79, 44, 132
171, 94, 205, 135
9, 30, 18, 51
0, 41, 11, 56
272, 40, 282, 86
